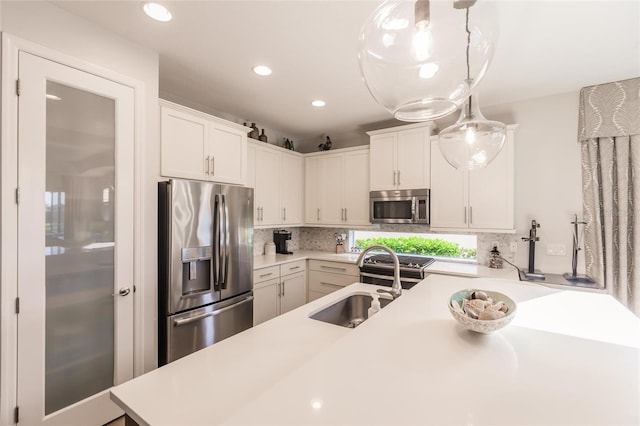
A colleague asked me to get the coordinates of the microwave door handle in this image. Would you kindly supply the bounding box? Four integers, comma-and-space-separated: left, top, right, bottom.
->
222, 194, 230, 289
411, 197, 417, 223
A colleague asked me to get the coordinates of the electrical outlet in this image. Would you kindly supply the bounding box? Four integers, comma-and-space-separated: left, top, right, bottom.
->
509, 242, 518, 253
546, 243, 566, 256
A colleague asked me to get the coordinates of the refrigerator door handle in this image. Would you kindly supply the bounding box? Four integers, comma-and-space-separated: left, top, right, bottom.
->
221, 194, 230, 289
213, 193, 221, 290
172, 295, 254, 327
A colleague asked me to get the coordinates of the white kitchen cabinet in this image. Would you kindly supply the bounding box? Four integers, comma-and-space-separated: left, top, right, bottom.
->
304, 156, 321, 224
160, 100, 248, 185
305, 146, 370, 226
280, 271, 306, 314
253, 277, 280, 326
255, 147, 281, 226
280, 152, 304, 225
248, 141, 303, 228
430, 125, 517, 232
368, 123, 434, 191
253, 260, 307, 325
307, 260, 360, 302
343, 149, 370, 225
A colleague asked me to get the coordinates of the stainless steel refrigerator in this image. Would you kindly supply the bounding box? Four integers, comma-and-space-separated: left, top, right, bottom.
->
158, 179, 254, 366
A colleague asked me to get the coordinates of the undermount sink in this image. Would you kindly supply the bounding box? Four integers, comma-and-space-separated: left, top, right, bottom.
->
309, 292, 393, 328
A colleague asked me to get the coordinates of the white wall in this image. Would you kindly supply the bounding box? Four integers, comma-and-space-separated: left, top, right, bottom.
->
1, 1, 160, 373
483, 92, 584, 275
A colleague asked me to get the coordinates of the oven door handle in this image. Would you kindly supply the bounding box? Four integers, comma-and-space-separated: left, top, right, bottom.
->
359, 271, 423, 283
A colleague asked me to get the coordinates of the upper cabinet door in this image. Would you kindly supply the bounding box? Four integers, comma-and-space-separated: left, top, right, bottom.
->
369, 134, 397, 190
319, 154, 345, 224
161, 105, 208, 181
209, 125, 247, 185
430, 139, 467, 228
396, 127, 430, 189
304, 156, 321, 224
281, 152, 303, 225
343, 149, 371, 225
468, 133, 514, 230
255, 147, 281, 226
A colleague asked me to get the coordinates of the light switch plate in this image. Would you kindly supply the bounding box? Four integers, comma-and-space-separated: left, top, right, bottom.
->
546, 243, 566, 256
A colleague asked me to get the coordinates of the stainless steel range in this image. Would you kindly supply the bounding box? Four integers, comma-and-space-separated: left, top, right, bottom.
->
359, 253, 435, 289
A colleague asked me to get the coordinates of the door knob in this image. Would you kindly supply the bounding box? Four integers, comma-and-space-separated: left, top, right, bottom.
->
118, 287, 131, 297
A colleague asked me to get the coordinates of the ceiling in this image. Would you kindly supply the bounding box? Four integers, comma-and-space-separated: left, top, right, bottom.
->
51, 0, 640, 142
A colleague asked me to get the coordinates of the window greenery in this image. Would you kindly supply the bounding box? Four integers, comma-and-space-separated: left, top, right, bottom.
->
354, 236, 477, 259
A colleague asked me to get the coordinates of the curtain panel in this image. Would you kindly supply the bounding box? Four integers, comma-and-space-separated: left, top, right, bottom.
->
579, 77, 640, 315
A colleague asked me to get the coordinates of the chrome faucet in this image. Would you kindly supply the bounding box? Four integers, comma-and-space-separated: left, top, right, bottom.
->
356, 244, 402, 299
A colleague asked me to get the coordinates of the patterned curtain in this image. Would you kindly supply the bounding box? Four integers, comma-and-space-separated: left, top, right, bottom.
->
579, 77, 640, 315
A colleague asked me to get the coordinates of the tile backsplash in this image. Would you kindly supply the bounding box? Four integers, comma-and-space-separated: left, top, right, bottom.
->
254, 226, 518, 268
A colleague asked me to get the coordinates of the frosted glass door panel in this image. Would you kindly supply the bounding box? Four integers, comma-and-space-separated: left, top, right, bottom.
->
44, 81, 116, 414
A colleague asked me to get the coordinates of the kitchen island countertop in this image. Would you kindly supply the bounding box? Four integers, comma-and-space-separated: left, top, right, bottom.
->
110, 275, 639, 425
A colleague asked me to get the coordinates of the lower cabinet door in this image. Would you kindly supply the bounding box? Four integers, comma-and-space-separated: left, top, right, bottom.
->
253, 278, 279, 326
280, 272, 306, 314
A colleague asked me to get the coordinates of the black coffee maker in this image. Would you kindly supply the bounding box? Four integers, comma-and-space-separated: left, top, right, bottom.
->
273, 230, 292, 254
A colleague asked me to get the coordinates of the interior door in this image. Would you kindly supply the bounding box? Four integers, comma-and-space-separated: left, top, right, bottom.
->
17, 51, 134, 425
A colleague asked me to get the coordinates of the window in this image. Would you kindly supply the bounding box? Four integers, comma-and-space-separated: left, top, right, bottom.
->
350, 230, 477, 260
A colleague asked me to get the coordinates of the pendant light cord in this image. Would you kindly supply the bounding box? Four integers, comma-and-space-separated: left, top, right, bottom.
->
465, 7, 471, 81
465, 6, 472, 116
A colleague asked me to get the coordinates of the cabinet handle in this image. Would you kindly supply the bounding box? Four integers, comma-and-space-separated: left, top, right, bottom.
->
464, 207, 467, 224
320, 265, 347, 272
397, 170, 401, 186
211, 157, 215, 176
469, 206, 473, 225
317, 208, 320, 221
282, 281, 285, 296
283, 208, 286, 222
205, 155, 210, 175
320, 281, 343, 288
259, 272, 273, 278
289, 266, 301, 270
260, 207, 264, 221
393, 170, 397, 186
344, 208, 348, 222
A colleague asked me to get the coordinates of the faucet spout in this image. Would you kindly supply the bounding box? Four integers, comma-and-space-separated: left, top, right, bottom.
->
356, 244, 402, 298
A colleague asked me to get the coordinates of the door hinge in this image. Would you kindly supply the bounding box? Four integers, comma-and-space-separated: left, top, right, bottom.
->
15, 188, 20, 205
15, 297, 20, 314
16, 79, 20, 97
14, 406, 19, 423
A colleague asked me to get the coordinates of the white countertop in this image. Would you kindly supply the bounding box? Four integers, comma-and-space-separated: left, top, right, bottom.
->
254, 250, 520, 280
111, 276, 640, 426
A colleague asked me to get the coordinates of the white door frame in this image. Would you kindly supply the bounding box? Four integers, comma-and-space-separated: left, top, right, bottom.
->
0, 33, 148, 425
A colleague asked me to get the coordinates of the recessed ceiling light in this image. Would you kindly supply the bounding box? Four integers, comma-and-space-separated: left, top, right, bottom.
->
252, 65, 272, 76
46, 94, 61, 101
143, 2, 172, 22
311, 100, 326, 107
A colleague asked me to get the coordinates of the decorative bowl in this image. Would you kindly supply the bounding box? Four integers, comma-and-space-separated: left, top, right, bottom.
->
448, 289, 517, 334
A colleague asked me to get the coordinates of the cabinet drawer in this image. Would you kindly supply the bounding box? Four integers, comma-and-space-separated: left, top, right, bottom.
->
253, 265, 280, 284
308, 260, 359, 276
308, 271, 358, 293
280, 259, 306, 276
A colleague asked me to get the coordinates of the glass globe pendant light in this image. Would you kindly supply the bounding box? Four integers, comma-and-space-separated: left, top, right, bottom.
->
357, 0, 498, 121
438, 6, 506, 170
438, 82, 506, 169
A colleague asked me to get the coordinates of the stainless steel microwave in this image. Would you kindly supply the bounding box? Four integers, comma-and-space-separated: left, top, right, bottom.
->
369, 189, 430, 224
